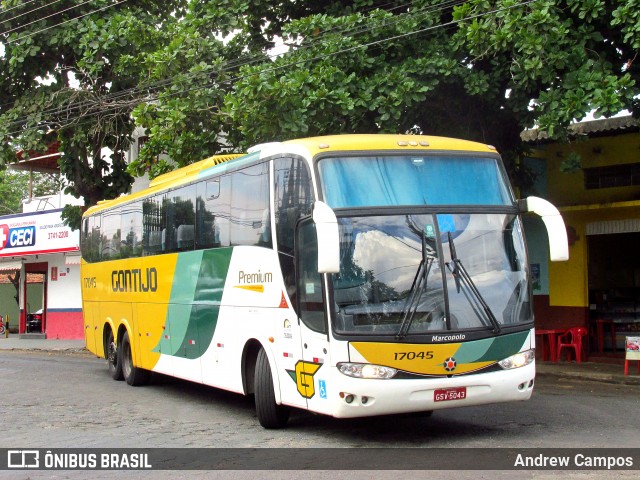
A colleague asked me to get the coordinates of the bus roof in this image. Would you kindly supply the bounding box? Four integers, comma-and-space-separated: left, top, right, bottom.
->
84, 134, 496, 216
280, 134, 496, 157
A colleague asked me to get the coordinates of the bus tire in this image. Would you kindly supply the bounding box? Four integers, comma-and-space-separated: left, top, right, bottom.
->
120, 330, 150, 386
106, 329, 124, 381
254, 348, 289, 429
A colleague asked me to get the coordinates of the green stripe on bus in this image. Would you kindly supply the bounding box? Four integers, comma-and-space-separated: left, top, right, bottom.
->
154, 248, 233, 359
453, 331, 529, 363
473, 330, 530, 363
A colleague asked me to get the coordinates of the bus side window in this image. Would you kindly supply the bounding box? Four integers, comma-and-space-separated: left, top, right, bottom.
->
165, 185, 196, 253
296, 219, 327, 334
142, 196, 164, 256
196, 176, 231, 249
230, 163, 271, 248
274, 157, 314, 311
81, 215, 102, 263
121, 201, 143, 259
101, 209, 121, 260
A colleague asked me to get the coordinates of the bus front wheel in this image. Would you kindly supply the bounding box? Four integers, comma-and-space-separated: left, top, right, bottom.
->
120, 330, 150, 386
254, 348, 289, 429
106, 330, 123, 381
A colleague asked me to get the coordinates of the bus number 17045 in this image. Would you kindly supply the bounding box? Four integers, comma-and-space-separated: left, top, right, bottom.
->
394, 351, 434, 361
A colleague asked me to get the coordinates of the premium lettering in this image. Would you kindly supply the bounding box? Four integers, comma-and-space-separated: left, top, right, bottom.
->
238, 270, 272, 284
111, 268, 158, 292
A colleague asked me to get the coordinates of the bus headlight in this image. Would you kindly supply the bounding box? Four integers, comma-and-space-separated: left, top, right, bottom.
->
337, 362, 398, 379
498, 349, 535, 370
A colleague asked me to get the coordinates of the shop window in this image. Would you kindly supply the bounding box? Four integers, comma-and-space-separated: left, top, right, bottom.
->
584, 163, 640, 189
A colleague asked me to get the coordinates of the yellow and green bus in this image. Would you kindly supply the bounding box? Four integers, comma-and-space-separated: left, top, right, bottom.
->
80, 134, 568, 428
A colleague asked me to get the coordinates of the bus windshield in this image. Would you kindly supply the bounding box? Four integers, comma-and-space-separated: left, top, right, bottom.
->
317, 155, 513, 207
317, 154, 527, 337
330, 213, 532, 336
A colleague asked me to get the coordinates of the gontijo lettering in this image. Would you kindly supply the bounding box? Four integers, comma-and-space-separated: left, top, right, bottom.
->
111, 268, 158, 292
0, 224, 36, 251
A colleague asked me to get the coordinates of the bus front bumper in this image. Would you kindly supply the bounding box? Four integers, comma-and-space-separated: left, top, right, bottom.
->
323, 362, 535, 419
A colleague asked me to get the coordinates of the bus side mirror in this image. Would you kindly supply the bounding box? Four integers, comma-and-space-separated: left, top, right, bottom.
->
519, 196, 569, 262
312, 201, 340, 273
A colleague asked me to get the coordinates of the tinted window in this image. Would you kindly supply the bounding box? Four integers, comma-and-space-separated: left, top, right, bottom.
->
274, 157, 314, 255
230, 163, 271, 247
296, 219, 326, 333
196, 175, 231, 249
165, 185, 196, 252
101, 208, 121, 260
81, 215, 101, 263
318, 155, 513, 207
274, 157, 314, 310
121, 202, 143, 258
143, 195, 165, 255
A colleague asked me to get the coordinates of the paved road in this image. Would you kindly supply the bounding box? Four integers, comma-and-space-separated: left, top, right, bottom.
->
0, 350, 638, 479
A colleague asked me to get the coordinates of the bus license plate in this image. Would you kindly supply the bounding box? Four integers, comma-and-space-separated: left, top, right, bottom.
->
434, 387, 467, 402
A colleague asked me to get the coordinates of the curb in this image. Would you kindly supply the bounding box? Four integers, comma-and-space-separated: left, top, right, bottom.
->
536, 369, 640, 386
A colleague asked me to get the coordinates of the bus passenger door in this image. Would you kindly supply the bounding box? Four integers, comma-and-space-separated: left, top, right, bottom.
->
296, 220, 332, 415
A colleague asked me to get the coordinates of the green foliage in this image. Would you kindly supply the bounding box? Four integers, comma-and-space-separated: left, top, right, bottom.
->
0, 169, 60, 215
560, 151, 583, 173
2, 0, 640, 202
61, 204, 83, 232
0, 0, 187, 216
453, 0, 639, 136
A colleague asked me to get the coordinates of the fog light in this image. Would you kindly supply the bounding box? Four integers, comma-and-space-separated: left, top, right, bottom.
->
345, 394, 354, 404
361, 396, 368, 404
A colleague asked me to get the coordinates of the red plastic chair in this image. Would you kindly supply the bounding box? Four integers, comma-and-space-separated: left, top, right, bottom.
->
557, 327, 588, 363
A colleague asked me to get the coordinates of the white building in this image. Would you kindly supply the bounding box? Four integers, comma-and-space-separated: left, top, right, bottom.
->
0, 148, 84, 339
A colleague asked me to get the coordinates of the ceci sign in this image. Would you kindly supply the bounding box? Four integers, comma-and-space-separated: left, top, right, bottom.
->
0, 225, 36, 251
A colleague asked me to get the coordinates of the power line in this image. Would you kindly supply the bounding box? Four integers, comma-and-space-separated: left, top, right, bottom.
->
4, 0, 130, 45
2, 0, 467, 122
0, 0, 66, 30
0, 0, 42, 16
2, 0, 536, 138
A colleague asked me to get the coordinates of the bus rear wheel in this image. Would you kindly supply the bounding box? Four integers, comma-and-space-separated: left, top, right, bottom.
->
254, 348, 290, 429
106, 330, 123, 381
120, 330, 150, 386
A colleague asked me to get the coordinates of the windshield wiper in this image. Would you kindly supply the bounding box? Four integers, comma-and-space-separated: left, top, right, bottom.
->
446, 232, 501, 334
396, 231, 434, 339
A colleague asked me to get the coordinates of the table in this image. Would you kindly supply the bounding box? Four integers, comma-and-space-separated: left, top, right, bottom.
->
535, 328, 566, 362
595, 318, 616, 353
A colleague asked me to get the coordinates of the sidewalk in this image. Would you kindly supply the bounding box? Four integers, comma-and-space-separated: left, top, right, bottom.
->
1, 336, 639, 385
536, 360, 640, 386
0, 336, 87, 352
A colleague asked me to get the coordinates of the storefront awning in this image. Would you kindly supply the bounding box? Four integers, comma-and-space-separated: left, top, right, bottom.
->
586, 219, 640, 235
0, 260, 22, 271
65, 254, 81, 265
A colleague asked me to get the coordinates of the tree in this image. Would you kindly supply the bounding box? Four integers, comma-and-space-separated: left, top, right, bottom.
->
126, 0, 349, 176
220, 0, 639, 185
3, 0, 638, 217
0, 169, 60, 215
0, 0, 187, 228
453, 0, 639, 137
